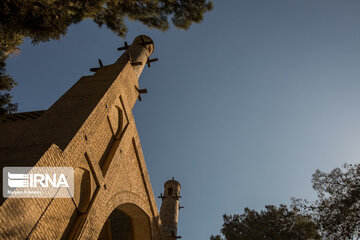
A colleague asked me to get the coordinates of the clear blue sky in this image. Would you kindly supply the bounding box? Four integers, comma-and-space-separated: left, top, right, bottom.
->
6, 0, 360, 239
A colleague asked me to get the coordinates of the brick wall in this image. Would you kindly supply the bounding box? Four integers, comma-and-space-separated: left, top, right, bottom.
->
0, 35, 164, 240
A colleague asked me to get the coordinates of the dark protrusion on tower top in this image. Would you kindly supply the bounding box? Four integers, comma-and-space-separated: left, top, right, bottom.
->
90, 59, 104, 72
140, 36, 154, 47
135, 88, 148, 94
117, 41, 129, 51
127, 53, 143, 66
171, 230, 182, 239
98, 59, 103, 67
146, 57, 158, 68
158, 193, 168, 199
135, 86, 148, 102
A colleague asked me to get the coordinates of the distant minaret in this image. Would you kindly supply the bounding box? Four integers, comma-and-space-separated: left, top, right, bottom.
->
159, 178, 182, 239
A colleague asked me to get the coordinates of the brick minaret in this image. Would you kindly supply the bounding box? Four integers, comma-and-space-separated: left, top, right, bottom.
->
160, 178, 181, 239
0, 35, 164, 239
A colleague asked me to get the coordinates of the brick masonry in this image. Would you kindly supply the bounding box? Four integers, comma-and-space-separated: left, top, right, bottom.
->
0, 35, 173, 240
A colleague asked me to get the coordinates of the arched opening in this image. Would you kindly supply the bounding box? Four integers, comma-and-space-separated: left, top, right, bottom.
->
98, 209, 131, 240
167, 187, 173, 196
98, 203, 152, 240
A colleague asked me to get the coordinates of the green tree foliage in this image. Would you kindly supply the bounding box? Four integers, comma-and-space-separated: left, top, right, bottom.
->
211, 205, 321, 240
0, 0, 213, 115
0, 49, 17, 115
298, 163, 360, 240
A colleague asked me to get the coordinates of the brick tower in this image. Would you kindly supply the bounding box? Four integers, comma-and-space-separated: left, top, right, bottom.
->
160, 178, 182, 239
0, 35, 168, 240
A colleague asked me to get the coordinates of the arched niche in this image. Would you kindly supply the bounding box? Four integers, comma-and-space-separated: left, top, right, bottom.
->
98, 203, 152, 240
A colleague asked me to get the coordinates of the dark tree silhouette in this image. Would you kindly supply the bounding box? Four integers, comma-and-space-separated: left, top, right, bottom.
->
0, 47, 17, 115
211, 205, 321, 240
0, 0, 213, 115
295, 163, 360, 240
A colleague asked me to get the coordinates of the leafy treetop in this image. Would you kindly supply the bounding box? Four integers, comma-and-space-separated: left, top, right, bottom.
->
0, 0, 213, 114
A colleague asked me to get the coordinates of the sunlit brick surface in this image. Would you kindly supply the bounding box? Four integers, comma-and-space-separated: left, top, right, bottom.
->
0, 35, 166, 240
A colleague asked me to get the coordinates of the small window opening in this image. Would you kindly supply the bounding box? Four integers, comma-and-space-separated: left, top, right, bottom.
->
168, 187, 173, 196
